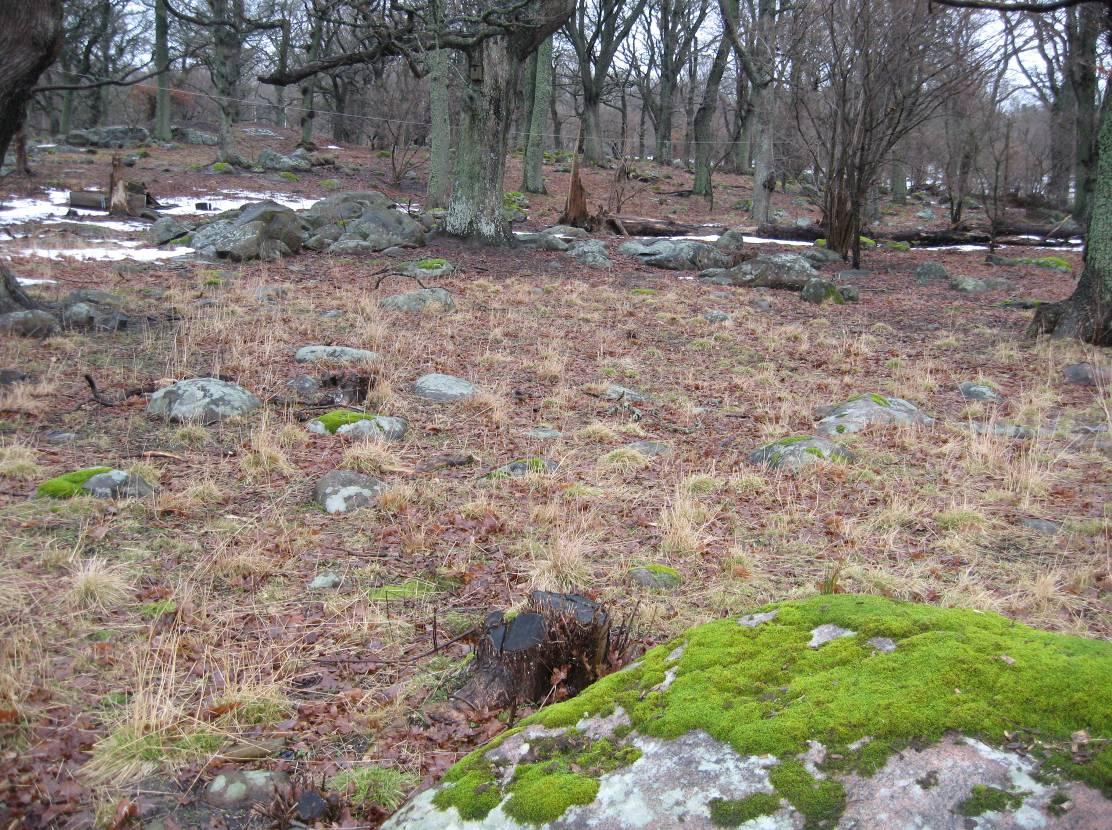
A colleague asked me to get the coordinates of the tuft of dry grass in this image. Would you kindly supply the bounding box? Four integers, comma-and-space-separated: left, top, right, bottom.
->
67, 557, 130, 610
0, 441, 41, 480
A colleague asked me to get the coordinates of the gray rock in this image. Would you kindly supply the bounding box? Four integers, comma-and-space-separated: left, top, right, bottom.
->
191, 201, 303, 262
60, 300, 128, 332
0, 310, 59, 337
916, 209, 936, 221
708, 252, 817, 288
294, 345, 378, 365
526, 427, 562, 440
618, 239, 731, 271
624, 440, 670, 457
327, 238, 377, 255
801, 246, 845, 266
751, 297, 774, 312
308, 571, 342, 590
170, 126, 218, 146
334, 415, 408, 442
414, 373, 477, 402
629, 566, 682, 589
487, 458, 559, 478
816, 393, 933, 436
516, 232, 570, 251
601, 384, 648, 403
969, 421, 1034, 440
81, 469, 156, 499
44, 430, 77, 444
867, 637, 898, 653
303, 192, 425, 252
567, 239, 612, 269
1022, 518, 1060, 535
400, 259, 455, 279
149, 216, 192, 246
205, 770, 290, 808
738, 609, 778, 627
839, 285, 861, 302
949, 275, 988, 293
958, 382, 1002, 403
1064, 362, 1108, 387
0, 368, 29, 386
915, 262, 949, 284
66, 126, 148, 148
258, 148, 311, 172
809, 623, 855, 648
543, 224, 590, 240
703, 310, 730, 323
749, 436, 852, 471
801, 278, 843, 305
313, 470, 387, 514
380, 287, 455, 313
713, 228, 747, 255
253, 284, 288, 302
147, 378, 261, 423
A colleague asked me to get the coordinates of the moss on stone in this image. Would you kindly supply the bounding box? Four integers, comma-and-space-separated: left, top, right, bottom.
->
211, 162, 232, 173
955, 784, 1024, 817
884, 241, 911, 252
709, 793, 781, 826
278, 171, 299, 182
502, 769, 598, 824
518, 595, 1112, 821
36, 467, 113, 499
642, 563, 681, 579
417, 257, 449, 270
315, 410, 375, 434
367, 579, 438, 601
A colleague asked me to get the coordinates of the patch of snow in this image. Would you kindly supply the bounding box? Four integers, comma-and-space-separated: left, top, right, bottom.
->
920, 244, 989, 252
16, 277, 56, 286
35, 144, 57, 150
160, 190, 319, 216
17, 245, 192, 262
325, 144, 341, 150
744, 236, 813, 247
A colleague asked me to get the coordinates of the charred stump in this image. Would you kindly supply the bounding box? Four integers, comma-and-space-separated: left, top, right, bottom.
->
450, 592, 619, 715
559, 128, 590, 229
0, 260, 38, 314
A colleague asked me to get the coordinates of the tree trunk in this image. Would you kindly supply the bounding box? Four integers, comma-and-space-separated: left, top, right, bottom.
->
749, 0, 776, 223
154, 0, 172, 141
890, 160, 907, 205
444, 38, 522, 244
1029, 89, 1112, 345
0, 2, 63, 165
693, 30, 732, 198
427, 49, 452, 207
731, 68, 752, 174
1069, 4, 1100, 226
211, 0, 240, 162
655, 74, 675, 163
582, 92, 605, 166
1046, 84, 1075, 209
272, 21, 290, 127
522, 36, 552, 194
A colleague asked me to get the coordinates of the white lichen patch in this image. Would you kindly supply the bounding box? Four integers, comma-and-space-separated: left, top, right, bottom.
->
809, 624, 855, 648
739, 610, 778, 628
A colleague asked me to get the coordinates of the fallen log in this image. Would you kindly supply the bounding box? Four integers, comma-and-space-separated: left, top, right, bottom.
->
753, 222, 1081, 247
601, 215, 709, 236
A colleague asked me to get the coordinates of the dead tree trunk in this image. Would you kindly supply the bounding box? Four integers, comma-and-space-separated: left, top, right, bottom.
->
559, 127, 590, 228
0, 261, 38, 314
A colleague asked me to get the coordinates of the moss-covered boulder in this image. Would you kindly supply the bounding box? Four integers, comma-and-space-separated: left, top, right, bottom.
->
384, 595, 1112, 829
399, 258, 456, 279
307, 410, 408, 441
36, 466, 114, 498
749, 435, 852, 471
816, 393, 933, 436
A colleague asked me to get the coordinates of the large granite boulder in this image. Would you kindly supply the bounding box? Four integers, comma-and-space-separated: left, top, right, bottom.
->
191, 201, 304, 261
618, 239, 731, 271
66, 126, 148, 148
258, 148, 312, 172
302, 192, 426, 252
702, 252, 817, 288
385, 595, 1112, 829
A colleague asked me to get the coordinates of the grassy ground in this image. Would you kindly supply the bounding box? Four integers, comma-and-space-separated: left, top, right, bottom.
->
0, 133, 1108, 827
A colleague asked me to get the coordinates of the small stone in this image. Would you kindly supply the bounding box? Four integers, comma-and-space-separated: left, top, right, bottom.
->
601, 384, 648, 403
286, 374, 321, 400
1021, 518, 1060, 535
915, 262, 949, 284
629, 566, 682, 590
751, 297, 774, 312
309, 572, 342, 590
487, 458, 559, 478
1064, 362, 1107, 387
320, 309, 344, 318
526, 427, 562, 440
81, 469, 156, 499
739, 610, 778, 628
624, 440, 671, 457
801, 278, 841, 305
44, 430, 77, 444
809, 624, 855, 648
313, 470, 387, 515
0, 368, 30, 386
205, 770, 290, 808
296, 792, 329, 822
379, 287, 455, 313
335, 415, 408, 442
749, 436, 852, 471
999, 654, 1016, 665
704, 310, 730, 323
958, 382, 1002, 403
295, 345, 378, 365
413, 373, 477, 402
867, 637, 897, 653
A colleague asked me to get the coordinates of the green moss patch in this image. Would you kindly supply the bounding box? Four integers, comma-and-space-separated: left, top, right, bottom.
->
36, 467, 113, 499
368, 579, 439, 601
956, 784, 1024, 816
710, 793, 781, 826
417, 257, 449, 270
315, 410, 375, 434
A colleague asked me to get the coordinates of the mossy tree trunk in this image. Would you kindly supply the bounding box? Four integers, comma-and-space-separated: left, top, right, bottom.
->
522, 37, 552, 194
1029, 88, 1112, 345
0, 1, 63, 167
426, 0, 452, 208
692, 12, 734, 199
153, 0, 172, 141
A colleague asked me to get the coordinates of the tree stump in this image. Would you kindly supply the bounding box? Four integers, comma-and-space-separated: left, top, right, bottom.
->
449, 591, 616, 714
